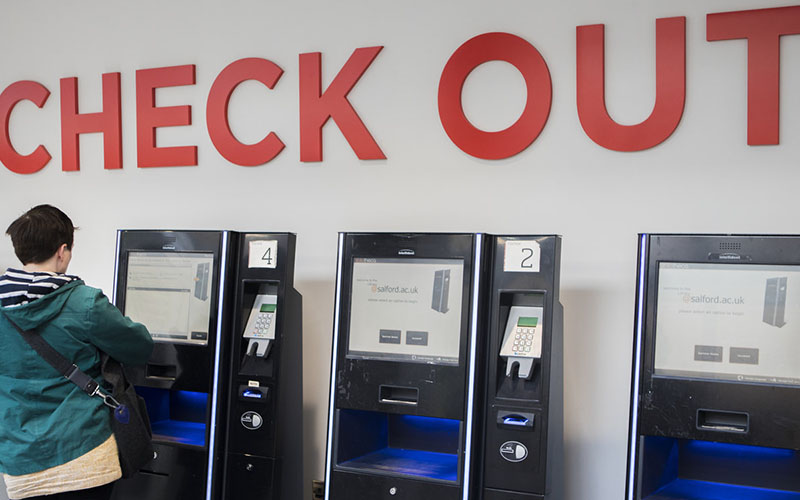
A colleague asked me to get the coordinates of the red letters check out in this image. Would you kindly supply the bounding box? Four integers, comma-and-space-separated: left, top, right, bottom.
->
0, 5, 797, 173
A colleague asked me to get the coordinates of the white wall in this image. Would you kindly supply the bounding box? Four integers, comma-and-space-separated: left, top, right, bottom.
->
2, 0, 799, 498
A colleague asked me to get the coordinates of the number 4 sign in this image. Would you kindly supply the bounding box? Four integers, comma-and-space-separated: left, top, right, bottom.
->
249, 240, 278, 269
504, 239, 541, 273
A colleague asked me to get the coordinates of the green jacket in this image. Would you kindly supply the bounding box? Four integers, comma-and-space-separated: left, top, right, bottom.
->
0, 280, 153, 475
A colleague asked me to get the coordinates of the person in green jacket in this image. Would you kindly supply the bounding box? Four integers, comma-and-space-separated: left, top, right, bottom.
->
0, 205, 154, 500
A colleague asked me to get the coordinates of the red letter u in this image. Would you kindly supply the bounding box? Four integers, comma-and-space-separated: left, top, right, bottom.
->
577, 17, 686, 152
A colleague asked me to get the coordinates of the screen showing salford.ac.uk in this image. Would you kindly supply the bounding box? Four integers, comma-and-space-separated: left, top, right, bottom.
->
348, 258, 464, 365
655, 262, 800, 386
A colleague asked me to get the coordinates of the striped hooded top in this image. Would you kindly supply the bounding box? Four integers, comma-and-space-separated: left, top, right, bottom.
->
0, 268, 80, 308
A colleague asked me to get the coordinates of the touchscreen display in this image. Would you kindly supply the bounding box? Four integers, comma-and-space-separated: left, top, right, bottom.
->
347, 257, 464, 365
124, 252, 214, 346
655, 262, 800, 386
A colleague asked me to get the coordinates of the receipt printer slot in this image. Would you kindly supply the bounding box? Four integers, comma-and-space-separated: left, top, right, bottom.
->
697, 409, 749, 433
379, 385, 419, 406
146, 364, 177, 380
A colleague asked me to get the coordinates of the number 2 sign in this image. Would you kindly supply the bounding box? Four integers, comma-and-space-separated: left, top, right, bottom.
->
249, 240, 278, 269
504, 239, 540, 273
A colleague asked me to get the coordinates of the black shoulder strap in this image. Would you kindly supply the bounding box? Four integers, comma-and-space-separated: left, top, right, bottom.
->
4, 315, 100, 397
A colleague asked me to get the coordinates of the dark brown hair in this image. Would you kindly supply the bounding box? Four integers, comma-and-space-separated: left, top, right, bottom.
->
6, 205, 76, 264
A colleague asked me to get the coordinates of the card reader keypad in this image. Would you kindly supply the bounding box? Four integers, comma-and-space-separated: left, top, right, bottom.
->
500, 306, 544, 379
251, 311, 273, 338
512, 327, 536, 354
244, 295, 277, 342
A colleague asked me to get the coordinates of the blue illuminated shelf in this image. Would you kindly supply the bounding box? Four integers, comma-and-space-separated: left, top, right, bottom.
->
647, 479, 800, 500
339, 447, 459, 482
151, 420, 206, 447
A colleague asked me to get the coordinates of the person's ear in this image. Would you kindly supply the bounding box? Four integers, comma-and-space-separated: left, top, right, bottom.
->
57, 243, 69, 259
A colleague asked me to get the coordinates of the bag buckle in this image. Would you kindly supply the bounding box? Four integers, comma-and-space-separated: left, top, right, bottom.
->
97, 390, 121, 409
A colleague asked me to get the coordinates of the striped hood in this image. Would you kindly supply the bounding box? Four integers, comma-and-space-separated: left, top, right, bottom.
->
0, 269, 81, 308
0, 269, 84, 330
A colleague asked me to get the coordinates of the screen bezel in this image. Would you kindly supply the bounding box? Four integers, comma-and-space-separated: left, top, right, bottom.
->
333, 233, 478, 423
114, 231, 225, 352
634, 234, 800, 450
346, 256, 466, 366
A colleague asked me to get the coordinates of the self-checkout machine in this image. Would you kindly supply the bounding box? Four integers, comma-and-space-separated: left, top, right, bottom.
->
111, 230, 302, 500
477, 235, 563, 500
324, 233, 487, 500
112, 230, 235, 500
627, 234, 800, 500
221, 233, 303, 500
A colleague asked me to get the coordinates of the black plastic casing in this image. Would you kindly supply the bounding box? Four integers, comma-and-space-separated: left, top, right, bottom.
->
111, 230, 303, 500
112, 230, 235, 500
477, 235, 563, 500
325, 233, 487, 500
627, 234, 800, 500
221, 233, 303, 500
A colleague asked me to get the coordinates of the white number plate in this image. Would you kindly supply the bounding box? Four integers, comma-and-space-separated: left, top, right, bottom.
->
504, 239, 540, 273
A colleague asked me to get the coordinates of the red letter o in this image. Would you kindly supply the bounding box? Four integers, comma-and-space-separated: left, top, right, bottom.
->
438, 32, 552, 160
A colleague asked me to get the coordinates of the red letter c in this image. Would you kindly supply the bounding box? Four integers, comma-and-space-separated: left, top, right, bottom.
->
0, 81, 51, 174
207, 58, 285, 166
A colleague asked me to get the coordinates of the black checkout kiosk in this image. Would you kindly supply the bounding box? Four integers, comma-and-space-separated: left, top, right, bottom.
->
324, 233, 563, 500
110, 230, 302, 500
627, 234, 800, 500
478, 235, 563, 500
